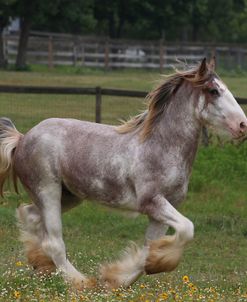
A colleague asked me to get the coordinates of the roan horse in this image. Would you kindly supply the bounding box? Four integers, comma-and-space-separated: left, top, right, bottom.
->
0, 58, 246, 290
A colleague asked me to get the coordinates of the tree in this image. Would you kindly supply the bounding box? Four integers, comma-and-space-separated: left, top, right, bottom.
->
0, 0, 16, 68
12, 0, 60, 69
13, 0, 95, 69
94, 0, 142, 38
33, 0, 95, 35
204, 0, 247, 42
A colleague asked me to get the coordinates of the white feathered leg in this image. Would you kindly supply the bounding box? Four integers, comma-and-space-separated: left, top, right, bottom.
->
100, 243, 148, 289
38, 184, 95, 289
16, 203, 56, 274
143, 195, 194, 274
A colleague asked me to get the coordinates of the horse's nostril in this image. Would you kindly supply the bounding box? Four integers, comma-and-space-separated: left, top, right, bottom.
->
240, 121, 247, 131
239, 122, 247, 133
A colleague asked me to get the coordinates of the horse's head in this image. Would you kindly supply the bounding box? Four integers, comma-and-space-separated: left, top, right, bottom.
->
194, 58, 247, 139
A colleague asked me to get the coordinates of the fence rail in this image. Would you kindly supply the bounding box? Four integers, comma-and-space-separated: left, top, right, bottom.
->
0, 85, 246, 124
4, 31, 247, 70
0, 85, 147, 123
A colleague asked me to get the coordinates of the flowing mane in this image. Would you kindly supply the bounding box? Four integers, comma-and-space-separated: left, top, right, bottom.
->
116, 61, 215, 140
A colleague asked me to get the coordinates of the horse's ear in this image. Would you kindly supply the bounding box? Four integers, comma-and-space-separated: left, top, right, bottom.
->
197, 57, 207, 77
208, 56, 216, 72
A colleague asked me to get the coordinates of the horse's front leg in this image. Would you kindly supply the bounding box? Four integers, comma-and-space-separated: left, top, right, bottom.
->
100, 194, 193, 289
142, 194, 194, 274
145, 218, 169, 242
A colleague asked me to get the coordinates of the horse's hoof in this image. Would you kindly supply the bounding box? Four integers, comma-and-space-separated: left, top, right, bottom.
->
72, 277, 97, 290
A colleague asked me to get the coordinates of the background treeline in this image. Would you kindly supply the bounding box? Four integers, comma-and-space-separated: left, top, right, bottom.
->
1, 0, 247, 69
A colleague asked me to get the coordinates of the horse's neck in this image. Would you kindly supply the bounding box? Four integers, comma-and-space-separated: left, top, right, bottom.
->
153, 92, 201, 167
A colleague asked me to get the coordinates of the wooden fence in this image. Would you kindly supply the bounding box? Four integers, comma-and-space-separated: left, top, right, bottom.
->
0, 85, 246, 145
0, 85, 147, 123
4, 31, 247, 70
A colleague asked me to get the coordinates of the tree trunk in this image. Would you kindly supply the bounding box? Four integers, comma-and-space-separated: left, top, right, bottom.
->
0, 27, 7, 69
15, 17, 32, 70
0, 16, 8, 69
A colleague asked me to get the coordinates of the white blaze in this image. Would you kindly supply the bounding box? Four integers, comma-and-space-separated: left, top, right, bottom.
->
214, 78, 246, 119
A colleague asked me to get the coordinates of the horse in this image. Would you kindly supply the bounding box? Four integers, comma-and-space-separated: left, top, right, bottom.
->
0, 58, 246, 290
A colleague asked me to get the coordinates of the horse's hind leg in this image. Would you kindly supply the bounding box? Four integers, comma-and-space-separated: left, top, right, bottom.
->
17, 183, 94, 289
100, 242, 148, 289
17, 185, 81, 275
100, 220, 169, 289
16, 203, 56, 274
37, 183, 95, 289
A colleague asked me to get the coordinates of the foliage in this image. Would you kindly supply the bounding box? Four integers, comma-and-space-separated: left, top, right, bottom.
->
0, 0, 245, 42
35, 0, 247, 42
0, 0, 16, 27
33, 0, 96, 34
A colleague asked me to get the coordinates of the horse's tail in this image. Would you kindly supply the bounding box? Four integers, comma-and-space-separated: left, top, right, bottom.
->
0, 117, 23, 196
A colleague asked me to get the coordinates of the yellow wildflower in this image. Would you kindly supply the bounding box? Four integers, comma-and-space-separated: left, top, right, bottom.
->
169, 289, 176, 294
182, 275, 189, 283
15, 261, 23, 267
159, 292, 168, 300
140, 283, 145, 288
14, 290, 21, 299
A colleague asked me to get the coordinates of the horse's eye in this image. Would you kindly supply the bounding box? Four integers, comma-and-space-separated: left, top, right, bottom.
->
208, 88, 219, 96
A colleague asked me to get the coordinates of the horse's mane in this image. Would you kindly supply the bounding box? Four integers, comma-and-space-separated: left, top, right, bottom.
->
116, 61, 214, 141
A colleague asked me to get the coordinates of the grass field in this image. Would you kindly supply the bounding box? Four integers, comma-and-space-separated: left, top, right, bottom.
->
0, 67, 246, 301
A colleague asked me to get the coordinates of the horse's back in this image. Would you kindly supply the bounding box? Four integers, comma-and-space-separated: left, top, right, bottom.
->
25, 117, 115, 137
16, 118, 116, 151
14, 117, 117, 165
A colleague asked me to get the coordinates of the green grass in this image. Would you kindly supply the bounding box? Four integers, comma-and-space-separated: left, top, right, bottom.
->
0, 68, 246, 301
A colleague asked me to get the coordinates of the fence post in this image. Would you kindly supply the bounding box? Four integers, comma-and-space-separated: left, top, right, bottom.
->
95, 86, 102, 123
48, 35, 54, 69
81, 45, 85, 66
2, 31, 8, 66
73, 39, 78, 66
104, 38, 109, 70
159, 38, 164, 73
